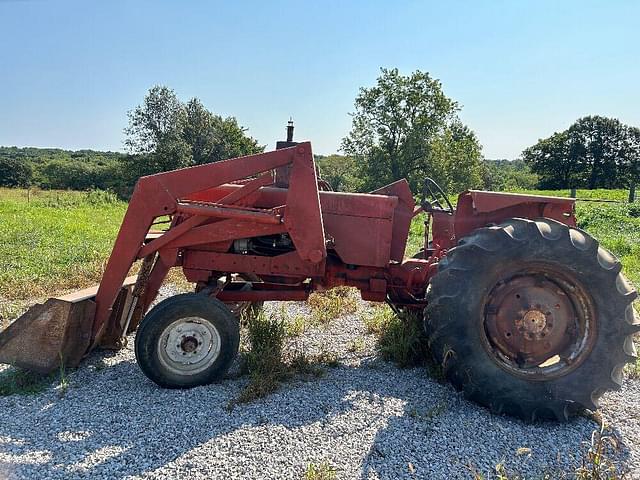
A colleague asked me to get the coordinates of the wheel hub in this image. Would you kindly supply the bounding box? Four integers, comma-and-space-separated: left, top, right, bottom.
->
158, 317, 222, 375
483, 268, 595, 378
180, 336, 199, 353
519, 309, 547, 335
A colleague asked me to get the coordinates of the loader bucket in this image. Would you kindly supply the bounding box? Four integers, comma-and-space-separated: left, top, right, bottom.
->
0, 276, 139, 375
0, 294, 95, 374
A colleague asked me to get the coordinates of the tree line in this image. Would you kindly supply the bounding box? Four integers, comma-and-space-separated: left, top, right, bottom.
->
1, 69, 638, 196
523, 116, 640, 189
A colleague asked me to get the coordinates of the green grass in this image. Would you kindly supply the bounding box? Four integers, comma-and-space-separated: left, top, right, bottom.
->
0, 188, 126, 301
234, 311, 328, 406
307, 287, 360, 325
0, 367, 56, 396
363, 305, 433, 369
304, 460, 337, 480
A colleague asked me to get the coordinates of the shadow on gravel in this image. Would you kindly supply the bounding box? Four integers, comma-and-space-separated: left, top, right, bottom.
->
0, 350, 632, 479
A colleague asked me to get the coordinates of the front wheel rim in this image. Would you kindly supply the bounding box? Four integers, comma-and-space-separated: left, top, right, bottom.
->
481, 265, 597, 380
157, 317, 221, 376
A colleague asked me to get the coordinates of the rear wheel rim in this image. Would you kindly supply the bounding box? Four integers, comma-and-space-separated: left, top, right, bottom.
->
481, 265, 597, 380
157, 317, 221, 376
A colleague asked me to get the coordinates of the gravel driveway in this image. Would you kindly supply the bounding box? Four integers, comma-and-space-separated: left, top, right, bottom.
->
0, 287, 638, 479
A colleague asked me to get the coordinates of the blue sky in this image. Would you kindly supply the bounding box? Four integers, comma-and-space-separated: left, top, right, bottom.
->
0, 0, 638, 159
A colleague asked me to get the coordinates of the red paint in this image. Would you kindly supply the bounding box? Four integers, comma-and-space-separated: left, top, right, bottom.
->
88, 142, 576, 349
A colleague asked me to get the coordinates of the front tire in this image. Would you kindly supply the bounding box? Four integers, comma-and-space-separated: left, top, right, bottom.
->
425, 218, 639, 421
135, 294, 240, 388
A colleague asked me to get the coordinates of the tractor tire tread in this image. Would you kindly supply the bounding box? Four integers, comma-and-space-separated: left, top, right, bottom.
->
424, 217, 637, 421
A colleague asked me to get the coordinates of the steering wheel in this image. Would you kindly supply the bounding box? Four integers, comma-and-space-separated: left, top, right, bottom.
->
421, 177, 454, 214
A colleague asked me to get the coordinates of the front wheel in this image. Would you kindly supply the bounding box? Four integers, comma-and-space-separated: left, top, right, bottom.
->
135, 294, 240, 388
425, 218, 639, 421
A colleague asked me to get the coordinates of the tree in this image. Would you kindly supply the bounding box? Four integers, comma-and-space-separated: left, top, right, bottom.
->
124, 86, 191, 176
0, 156, 32, 187
341, 68, 484, 193
523, 116, 640, 189
521, 131, 576, 189
39, 160, 95, 190
429, 121, 484, 193
123, 86, 263, 179
315, 154, 362, 192
482, 159, 538, 191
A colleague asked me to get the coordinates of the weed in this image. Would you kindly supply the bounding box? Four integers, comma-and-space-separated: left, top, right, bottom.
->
408, 401, 447, 421
308, 286, 359, 325
0, 299, 26, 329
364, 306, 430, 368
363, 304, 394, 336
234, 311, 330, 405
236, 312, 288, 403
285, 314, 306, 337
626, 356, 640, 379
287, 352, 325, 379
467, 462, 520, 480
467, 464, 487, 480
494, 463, 513, 480
624, 336, 640, 379
346, 337, 366, 353
315, 348, 339, 368
575, 423, 626, 479
304, 460, 337, 480
57, 353, 69, 398
0, 367, 54, 396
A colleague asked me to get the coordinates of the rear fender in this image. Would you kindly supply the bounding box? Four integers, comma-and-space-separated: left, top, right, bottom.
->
449, 191, 576, 247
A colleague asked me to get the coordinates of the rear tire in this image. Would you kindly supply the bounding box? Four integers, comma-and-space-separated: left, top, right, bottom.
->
425, 218, 639, 421
135, 294, 240, 388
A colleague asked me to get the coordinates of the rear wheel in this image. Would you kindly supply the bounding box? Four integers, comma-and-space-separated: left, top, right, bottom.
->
425, 218, 639, 421
135, 294, 240, 388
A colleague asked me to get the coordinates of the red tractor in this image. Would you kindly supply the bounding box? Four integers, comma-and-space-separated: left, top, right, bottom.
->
1, 129, 637, 421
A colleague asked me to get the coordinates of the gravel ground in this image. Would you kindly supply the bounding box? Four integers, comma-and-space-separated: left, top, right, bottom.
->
0, 286, 638, 479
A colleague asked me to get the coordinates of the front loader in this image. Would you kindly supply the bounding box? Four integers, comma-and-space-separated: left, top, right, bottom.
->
1, 130, 638, 421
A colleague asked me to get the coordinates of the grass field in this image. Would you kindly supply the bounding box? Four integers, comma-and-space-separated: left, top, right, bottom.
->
0, 187, 638, 311
0, 189, 126, 313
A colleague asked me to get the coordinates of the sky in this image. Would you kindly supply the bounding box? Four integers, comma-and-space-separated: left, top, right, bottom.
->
0, 0, 639, 160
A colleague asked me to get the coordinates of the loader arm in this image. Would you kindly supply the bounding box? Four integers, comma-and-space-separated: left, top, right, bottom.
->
0, 142, 325, 373
92, 142, 324, 346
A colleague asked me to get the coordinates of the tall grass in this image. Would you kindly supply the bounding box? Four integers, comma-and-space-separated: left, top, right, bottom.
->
0, 188, 126, 300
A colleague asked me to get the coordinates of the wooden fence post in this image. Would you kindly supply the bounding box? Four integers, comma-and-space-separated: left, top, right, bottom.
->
629, 183, 636, 203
